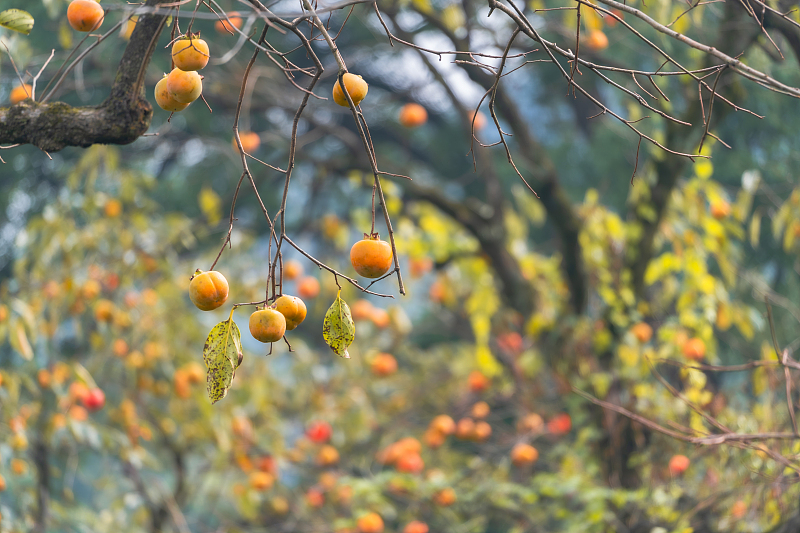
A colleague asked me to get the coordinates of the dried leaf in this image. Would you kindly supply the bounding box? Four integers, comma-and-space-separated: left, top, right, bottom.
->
322, 291, 355, 358
203, 316, 242, 404
0, 9, 34, 35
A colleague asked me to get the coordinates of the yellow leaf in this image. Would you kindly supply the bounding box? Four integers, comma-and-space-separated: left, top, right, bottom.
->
323, 291, 355, 358
199, 186, 222, 226
476, 345, 501, 376
59, 19, 73, 49
203, 313, 242, 404
0, 9, 34, 35
694, 160, 713, 180
9, 318, 33, 360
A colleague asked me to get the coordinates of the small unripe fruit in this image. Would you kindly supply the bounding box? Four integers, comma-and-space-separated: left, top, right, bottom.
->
249, 308, 286, 343
189, 270, 229, 311
172, 37, 210, 71
333, 73, 369, 107
68, 0, 104, 32
166, 68, 203, 104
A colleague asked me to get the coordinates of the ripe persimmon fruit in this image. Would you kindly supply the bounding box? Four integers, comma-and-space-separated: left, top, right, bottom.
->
631, 322, 653, 343
155, 76, 190, 112
404, 521, 429, 533
710, 200, 731, 220
511, 443, 539, 466
296, 276, 320, 299
233, 131, 260, 153
370, 353, 397, 377
249, 308, 286, 343
166, 68, 203, 104
682, 337, 706, 360
332, 73, 368, 107
398, 103, 428, 127
586, 30, 609, 51
357, 512, 384, 533
189, 270, 229, 311
172, 36, 210, 71
350, 233, 393, 278
274, 295, 307, 330
283, 259, 302, 280
67, 0, 104, 32
215, 12, 243, 34
10, 84, 32, 104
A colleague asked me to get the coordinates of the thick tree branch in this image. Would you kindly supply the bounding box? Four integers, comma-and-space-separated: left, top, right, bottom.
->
0, 0, 170, 152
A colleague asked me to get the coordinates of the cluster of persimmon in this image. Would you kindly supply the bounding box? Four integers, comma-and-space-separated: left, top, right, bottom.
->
155, 34, 210, 112
629, 321, 707, 361
188, 269, 308, 344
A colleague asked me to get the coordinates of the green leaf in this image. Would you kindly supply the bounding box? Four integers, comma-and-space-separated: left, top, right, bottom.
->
322, 291, 355, 358
0, 9, 34, 35
203, 315, 242, 404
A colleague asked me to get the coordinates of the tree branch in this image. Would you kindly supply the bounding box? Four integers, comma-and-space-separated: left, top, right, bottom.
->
0, 0, 171, 152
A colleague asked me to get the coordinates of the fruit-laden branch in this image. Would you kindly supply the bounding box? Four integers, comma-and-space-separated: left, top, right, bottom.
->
0, 0, 170, 152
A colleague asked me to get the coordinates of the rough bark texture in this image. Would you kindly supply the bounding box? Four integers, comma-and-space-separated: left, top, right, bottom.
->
0, 0, 170, 151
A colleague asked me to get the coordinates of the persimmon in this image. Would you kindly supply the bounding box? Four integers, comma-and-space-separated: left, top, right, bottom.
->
511, 443, 539, 466
710, 200, 731, 220
233, 131, 260, 152
0, 473, 5, 492
631, 322, 653, 343
166, 68, 203, 104
69, 381, 90, 402
398, 103, 428, 128
306, 488, 324, 507
104, 198, 122, 218
306, 420, 332, 443
473, 420, 492, 441
67, 0, 104, 32
249, 471, 275, 491
10, 458, 27, 476
154, 76, 190, 112
396, 452, 424, 473
370, 353, 397, 377
319, 471, 338, 489
316, 444, 340, 466
83, 388, 105, 411
497, 331, 523, 355
271, 496, 290, 514
404, 521, 429, 533
455, 418, 475, 440
409, 256, 433, 278
669, 454, 690, 475
112, 338, 129, 357
82, 279, 101, 300
586, 30, 609, 51
357, 512, 384, 533
296, 276, 320, 299
430, 414, 456, 435
604, 9, 623, 26
283, 259, 303, 280
94, 299, 115, 322
433, 487, 456, 506
215, 12, 243, 34
350, 234, 393, 278
547, 413, 572, 435
37, 369, 51, 388
468, 370, 489, 393
370, 308, 390, 329
395, 437, 422, 456
189, 270, 229, 311
274, 295, 307, 330
682, 337, 706, 360
471, 401, 490, 419
333, 73, 369, 107
184, 362, 204, 384
517, 413, 544, 434
69, 405, 89, 421
10, 84, 32, 104
469, 110, 487, 130
172, 36, 210, 71
249, 308, 286, 343
423, 427, 445, 448
350, 299, 374, 321
731, 500, 747, 519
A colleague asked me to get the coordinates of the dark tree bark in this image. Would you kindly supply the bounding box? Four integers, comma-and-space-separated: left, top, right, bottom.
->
0, 0, 170, 152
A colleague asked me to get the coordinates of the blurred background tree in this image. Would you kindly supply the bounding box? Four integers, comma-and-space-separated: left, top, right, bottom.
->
2, 0, 800, 532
